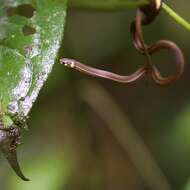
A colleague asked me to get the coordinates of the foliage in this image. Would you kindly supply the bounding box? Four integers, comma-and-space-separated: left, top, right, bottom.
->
0, 0, 67, 128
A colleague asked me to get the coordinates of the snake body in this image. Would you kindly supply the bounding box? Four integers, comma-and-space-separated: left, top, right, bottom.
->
61, 58, 148, 83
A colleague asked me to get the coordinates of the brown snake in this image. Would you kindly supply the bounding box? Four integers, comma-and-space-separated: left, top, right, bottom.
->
60, 0, 185, 86
60, 58, 147, 83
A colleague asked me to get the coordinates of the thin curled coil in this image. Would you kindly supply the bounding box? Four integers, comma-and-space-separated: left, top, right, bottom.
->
131, 8, 185, 85
140, 0, 163, 25
60, 0, 185, 86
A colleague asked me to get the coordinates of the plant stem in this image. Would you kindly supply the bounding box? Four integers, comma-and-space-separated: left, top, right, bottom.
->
162, 3, 190, 32
69, 0, 190, 33
69, 0, 147, 11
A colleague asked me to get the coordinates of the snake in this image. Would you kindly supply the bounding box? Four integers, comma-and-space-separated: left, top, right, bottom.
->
60, 0, 185, 86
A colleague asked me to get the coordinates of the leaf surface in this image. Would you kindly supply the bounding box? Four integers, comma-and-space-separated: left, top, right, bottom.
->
0, 0, 67, 126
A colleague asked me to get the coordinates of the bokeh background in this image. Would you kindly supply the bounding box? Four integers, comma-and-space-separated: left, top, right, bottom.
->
1, 1, 190, 190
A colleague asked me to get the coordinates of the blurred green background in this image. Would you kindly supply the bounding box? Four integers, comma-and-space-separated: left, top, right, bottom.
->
1, 1, 190, 190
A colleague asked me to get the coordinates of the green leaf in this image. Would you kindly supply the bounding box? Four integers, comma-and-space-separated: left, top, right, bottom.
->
68, 0, 147, 10
0, 0, 67, 127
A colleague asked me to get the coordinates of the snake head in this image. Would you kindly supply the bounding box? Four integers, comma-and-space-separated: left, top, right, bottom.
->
60, 58, 75, 68
0, 125, 29, 181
